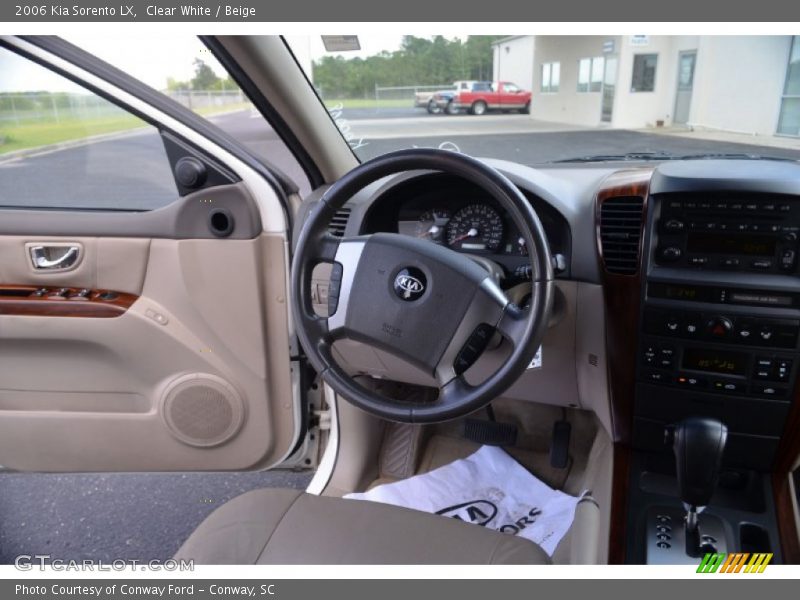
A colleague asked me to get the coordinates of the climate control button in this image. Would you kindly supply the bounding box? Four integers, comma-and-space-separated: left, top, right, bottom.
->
712, 380, 745, 394
676, 374, 707, 388
706, 316, 733, 339
658, 246, 682, 262
736, 320, 755, 340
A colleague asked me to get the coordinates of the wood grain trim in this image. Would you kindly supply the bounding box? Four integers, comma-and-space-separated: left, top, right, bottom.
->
773, 472, 800, 563
772, 342, 800, 563
608, 443, 632, 564
595, 168, 653, 445
0, 285, 137, 318
595, 168, 653, 565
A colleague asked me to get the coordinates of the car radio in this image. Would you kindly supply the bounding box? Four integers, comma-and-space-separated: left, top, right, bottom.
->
653, 194, 800, 274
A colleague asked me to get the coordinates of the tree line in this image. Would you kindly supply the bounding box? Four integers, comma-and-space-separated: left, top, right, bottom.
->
166, 58, 238, 92
312, 35, 504, 99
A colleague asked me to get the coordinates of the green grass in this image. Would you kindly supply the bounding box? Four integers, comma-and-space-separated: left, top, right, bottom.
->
324, 98, 412, 110
0, 102, 253, 156
0, 114, 145, 155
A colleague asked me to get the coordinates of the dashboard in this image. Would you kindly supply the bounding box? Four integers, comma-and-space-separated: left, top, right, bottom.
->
295, 160, 800, 463
358, 173, 572, 284
296, 157, 800, 564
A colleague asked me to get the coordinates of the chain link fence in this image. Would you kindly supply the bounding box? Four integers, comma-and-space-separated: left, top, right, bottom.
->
0, 90, 251, 126
166, 89, 249, 112
0, 92, 127, 125
375, 84, 451, 106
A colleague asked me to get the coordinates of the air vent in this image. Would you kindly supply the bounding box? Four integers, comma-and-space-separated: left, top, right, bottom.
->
600, 196, 645, 275
328, 207, 352, 237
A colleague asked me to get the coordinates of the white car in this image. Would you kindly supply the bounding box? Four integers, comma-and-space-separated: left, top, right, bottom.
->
415, 80, 479, 113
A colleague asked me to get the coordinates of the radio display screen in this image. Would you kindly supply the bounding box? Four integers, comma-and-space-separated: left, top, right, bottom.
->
686, 232, 776, 257
682, 348, 748, 376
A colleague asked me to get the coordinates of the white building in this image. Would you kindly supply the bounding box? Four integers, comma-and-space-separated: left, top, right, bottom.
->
492, 35, 799, 137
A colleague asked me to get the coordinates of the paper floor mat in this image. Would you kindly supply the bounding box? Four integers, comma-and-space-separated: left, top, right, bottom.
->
345, 445, 580, 556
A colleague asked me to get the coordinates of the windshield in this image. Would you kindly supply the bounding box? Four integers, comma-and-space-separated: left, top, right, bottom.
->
286, 35, 800, 165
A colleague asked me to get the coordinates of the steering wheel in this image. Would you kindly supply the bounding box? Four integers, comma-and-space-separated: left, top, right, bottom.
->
291, 148, 553, 423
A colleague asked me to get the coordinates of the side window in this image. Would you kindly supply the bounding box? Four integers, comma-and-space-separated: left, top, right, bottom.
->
0, 47, 177, 211
70, 35, 312, 197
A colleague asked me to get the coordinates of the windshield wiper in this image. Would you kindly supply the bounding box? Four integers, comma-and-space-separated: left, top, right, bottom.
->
553, 151, 797, 164
553, 151, 675, 163
673, 152, 796, 162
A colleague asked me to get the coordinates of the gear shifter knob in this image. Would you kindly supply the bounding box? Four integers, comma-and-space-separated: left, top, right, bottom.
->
671, 417, 728, 510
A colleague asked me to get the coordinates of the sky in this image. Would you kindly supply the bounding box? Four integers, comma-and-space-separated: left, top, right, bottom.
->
0, 35, 410, 93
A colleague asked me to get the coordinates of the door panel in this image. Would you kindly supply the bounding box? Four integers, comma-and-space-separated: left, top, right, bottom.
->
0, 233, 296, 471
0, 37, 299, 473
0, 183, 261, 240
0, 236, 149, 293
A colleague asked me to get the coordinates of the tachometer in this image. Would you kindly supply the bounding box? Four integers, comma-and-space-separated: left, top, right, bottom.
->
414, 209, 451, 243
446, 204, 505, 251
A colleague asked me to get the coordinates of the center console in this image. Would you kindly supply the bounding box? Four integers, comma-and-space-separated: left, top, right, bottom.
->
624, 161, 800, 564
635, 190, 800, 470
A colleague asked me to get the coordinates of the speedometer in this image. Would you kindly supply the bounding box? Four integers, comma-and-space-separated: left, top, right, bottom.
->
446, 204, 505, 251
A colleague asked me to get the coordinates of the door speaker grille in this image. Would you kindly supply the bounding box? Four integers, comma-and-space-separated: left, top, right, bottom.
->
162, 374, 244, 447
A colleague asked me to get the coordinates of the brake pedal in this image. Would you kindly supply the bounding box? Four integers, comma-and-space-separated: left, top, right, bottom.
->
463, 418, 518, 447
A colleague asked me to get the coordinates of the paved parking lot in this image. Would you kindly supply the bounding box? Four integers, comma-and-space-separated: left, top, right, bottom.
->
3, 109, 798, 211
0, 470, 313, 564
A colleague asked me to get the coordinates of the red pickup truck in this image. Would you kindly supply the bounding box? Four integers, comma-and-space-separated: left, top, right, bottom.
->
432, 81, 532, 115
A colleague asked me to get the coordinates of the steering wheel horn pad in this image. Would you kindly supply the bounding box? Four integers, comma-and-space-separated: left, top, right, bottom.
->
291, 149, 553, 423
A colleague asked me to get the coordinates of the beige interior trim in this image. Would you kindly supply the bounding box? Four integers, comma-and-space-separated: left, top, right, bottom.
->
306, 385, 340, 495
575, 282, 614, 438
320, 399, 385, 497
0, 236, 149, 294
0, 234, 297, 471
572, 426, 613, 563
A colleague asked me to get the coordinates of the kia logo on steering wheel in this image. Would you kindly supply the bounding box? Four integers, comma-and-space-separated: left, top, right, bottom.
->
393, 268, 427, 301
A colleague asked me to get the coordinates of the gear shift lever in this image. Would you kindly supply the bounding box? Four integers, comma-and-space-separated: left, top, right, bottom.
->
669, 417, 728, 556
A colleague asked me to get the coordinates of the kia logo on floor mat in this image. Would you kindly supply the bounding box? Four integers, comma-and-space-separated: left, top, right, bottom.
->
436, 500, 498, 526
393, 268, 426, 301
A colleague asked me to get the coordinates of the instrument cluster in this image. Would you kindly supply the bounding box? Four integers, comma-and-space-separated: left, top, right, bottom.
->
397, 202, 529, 256
358, 173, 571, 279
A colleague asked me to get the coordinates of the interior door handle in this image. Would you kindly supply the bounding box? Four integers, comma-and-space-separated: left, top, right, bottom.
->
29, 245, 81, 270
